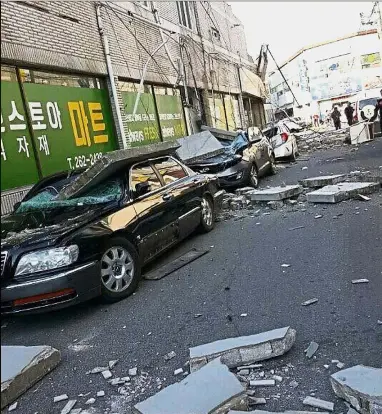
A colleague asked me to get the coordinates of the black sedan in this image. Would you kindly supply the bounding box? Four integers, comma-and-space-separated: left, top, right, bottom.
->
1, 142, 223, 314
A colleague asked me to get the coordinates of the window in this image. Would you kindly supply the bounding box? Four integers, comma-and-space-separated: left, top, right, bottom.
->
177, 1, 193, 29
130, 162, 161, 194
210, 27, 220, 42
153, 157, 187, 185
141, 1, 150, 9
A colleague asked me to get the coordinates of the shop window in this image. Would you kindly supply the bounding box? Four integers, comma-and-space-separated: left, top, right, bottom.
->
361, 52, 381, 69
177, 1, 193, 30
119, 81, 151, 94
1, 65, 17, 82
19, 69, 103, 89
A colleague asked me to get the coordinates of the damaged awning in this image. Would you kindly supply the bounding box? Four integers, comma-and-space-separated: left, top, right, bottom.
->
240, 67, 268, 99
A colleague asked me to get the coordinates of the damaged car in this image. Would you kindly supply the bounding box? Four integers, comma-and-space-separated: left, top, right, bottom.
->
262, 121, 300, 161
176, 128, 276, 189
1, 141, 223, 314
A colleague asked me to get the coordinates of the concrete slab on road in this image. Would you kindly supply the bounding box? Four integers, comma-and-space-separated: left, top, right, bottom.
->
299, 175, 345, 188
306, 182, 380, 203
1, 345, 61, 409
248, 185, 302, 201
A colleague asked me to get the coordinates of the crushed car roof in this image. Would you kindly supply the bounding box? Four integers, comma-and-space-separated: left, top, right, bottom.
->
176, 131, 225, 164
58, 140, 180, 200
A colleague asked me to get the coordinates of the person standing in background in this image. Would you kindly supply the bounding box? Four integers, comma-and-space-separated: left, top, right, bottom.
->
331, 107, 342, 130
344, 102, 354, 126
376, 89, 382, 134
313, 114, 319, 128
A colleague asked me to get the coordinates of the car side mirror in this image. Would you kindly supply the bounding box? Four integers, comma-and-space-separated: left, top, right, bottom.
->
135, 181, 151, 197
13, 201, 21, 212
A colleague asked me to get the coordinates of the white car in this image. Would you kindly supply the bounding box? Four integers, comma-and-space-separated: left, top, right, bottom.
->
262, 122, 299, 161
353, 89, 381, 137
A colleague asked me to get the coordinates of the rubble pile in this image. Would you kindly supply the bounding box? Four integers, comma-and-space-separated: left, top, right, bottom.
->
296, 129, 350, 153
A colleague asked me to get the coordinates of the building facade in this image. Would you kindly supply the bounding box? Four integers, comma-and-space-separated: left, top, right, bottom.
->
0, 1, 267, 214
267, 29, 382, 123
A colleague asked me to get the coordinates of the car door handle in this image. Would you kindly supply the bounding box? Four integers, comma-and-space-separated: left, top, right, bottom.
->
162, 193, 173, 201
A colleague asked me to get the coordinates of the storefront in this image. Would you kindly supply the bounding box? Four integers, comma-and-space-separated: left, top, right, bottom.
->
1, 65, 117, 191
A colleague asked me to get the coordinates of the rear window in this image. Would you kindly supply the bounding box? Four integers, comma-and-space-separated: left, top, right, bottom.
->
359, 98, 378, 110
263, 127, 279, 139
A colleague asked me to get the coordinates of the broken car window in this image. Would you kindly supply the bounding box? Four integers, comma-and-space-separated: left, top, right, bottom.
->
153, 158, 187, 185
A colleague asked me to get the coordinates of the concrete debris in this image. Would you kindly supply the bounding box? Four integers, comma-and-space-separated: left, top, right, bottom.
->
378, 320, 382, 325
121, 376, 130, 382
305, 342, 319, 358
189, 326, 296, 371
85, 398, 95, 405
134, 359, 246, 414
288, 226, 305, 231
240, 313, 248, 317
307, 182, 380, 204
267, 200, 284, 210
337, 362, 345, 369
324, 365, 330, 369
69, 410, 82, 414
87, 367, 109, 374
248, 185, 302, 202
302, 298, 318, 306
259, 371, 265, 378
237, 369, 250, 376
358, 194, 371, 201
174, 368, 183, 376
299, 175, 345, 188
273, 375, 283, 382
96, 391, 105, 397
1, 345, 61, 410
8, 402, 17, 411
108, 360, 118, 370
250, 379, 276, 386
351, 279, 369, 284
101, 370, 112, 380
236, 187, 255, 196
314, 215, 323, 219
249, 397, 267, 405
330, 365, 382, 414
302, 166, 308, 171
54, 394, 68, 403
237, 364, 263, 370
164, 351, 176, 361
290, 380, 299, 388
281, 264, 291, 268
332, 360, 340, 364
60, 400, 77, 414
128, 367, 138, 377
303, 396, 334, 411
110, 377, 125, 386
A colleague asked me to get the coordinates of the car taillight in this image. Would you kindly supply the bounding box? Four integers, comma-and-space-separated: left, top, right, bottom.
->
281, 132, 289, 142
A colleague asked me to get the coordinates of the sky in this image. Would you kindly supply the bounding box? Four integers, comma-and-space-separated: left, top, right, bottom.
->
229, 2, 376, 69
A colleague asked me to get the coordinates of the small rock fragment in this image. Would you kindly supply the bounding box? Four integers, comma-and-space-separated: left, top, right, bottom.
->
281, 264, 291, 268
336, 362, 345, 369
87, 366, 109, 374
108, 360, 118, 369
101, 370, 112, 380
174, 368, 183, 376
303, 396, 334, 411
290, 380, 299, 388
8, 402, 18, 412
331, 360, 340, 364
54, 394, 68, 403
110, 377, 125, 385
302, 298, 319, 306
358, 194, 370, 201
164, 351, 176, 361
259, 371, 265, 378
97, 390, 105, 397
302, 166, 308, 170
85, 398, 95, 405
60, 400, 77, 414
324, 364, 330, 369
378, 320, 382, 325
121, 376, 131, 382
315, 215, 323, 219
249, 397, 267, 405
240, 313, 248, 317
128, 367, 138, 376
250, 379, 276, 386
237, 369, 250, 376
273, 375, 283, 382
194, 314, 202, 318
305, 341, 319, 358
351, 278, 369, 284
237, 364, 263, 370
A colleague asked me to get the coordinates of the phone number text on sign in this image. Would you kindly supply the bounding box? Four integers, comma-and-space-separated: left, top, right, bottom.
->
67, 152, 103, 170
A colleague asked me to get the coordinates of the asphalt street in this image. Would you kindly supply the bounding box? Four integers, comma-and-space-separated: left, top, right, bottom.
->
2, 138, 382, 414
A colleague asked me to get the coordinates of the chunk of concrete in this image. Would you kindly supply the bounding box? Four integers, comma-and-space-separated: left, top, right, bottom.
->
133, 358, 247, 414
303, 396, 334, 411
250, 380, 276, 386
306, 182, 380, 204
1, 345, 61, 409
189, 327, 296, 371
299, 175, 345, 188
248, 185, 302, 202
330, 365, 382, 414
305, 342, 319, 359
61, 400, 77, 414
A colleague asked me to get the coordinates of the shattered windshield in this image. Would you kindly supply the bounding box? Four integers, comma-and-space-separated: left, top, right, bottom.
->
17, 178, 123, 213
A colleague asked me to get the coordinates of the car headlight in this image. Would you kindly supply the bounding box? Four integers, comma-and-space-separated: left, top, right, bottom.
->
15, 245, 79, 276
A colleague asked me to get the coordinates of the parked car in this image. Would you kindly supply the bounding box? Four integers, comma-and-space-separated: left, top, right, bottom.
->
176, 129, 276, 189
1, 142, 223, 314
262, 122, 299, 161
353, 89, 381, 137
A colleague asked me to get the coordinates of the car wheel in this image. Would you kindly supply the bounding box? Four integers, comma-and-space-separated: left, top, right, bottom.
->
248, 164, 259, 188
100, 238, 141, 303
269, 154, 277, 175
199, 195, 215, 233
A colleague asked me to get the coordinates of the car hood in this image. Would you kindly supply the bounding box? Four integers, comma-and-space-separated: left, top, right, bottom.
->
187, 154, 241, 173
1, 206, 105, 249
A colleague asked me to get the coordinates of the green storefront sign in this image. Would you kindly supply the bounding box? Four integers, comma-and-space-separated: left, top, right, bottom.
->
122, 89, 186, 146
1, 81, 40, 190
1, 81, 117, 191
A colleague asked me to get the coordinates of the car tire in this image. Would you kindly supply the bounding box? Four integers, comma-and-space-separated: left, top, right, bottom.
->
100, 237, 141, 303
248, 164, 259, 188
199, 195, 215, 233
269, 154, 277, 175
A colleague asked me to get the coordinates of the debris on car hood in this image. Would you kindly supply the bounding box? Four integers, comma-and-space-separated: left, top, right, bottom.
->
176, 131, 225, 163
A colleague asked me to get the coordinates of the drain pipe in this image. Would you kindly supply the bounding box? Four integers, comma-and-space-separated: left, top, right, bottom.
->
96, 4, 127, 147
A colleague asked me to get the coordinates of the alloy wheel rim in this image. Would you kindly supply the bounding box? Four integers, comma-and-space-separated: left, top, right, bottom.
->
202, 198, 213, 226
101, 247, 134, 292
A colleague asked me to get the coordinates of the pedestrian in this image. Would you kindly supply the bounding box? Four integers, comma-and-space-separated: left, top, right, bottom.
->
331, 107, 342, 130
344, 102, 354, 126
376, 89, 382, 134
313, 114, 319, 128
